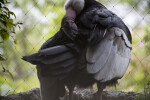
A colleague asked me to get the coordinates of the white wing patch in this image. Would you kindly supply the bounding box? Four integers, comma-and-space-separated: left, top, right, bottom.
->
86, 27, 132, 82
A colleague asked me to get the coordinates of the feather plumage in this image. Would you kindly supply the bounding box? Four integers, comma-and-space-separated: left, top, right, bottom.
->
86, 28, 132, 82
22, 0, 132, 100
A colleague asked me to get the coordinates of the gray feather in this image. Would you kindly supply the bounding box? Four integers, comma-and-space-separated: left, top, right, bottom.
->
94, 37, 131, 81
41, 52, 74, 65
86, 28, 115, 73
39, 45, 69, 56
86, 28, 132, 82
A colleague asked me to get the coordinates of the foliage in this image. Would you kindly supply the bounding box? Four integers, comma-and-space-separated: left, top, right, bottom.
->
0, 0, 20, 95
0, 0, 20, 61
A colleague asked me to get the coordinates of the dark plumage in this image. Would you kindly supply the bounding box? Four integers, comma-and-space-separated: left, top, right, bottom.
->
22, 0, 132, 100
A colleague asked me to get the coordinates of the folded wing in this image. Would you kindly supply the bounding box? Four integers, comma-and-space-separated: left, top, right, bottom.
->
22, 42, 82, 77
86, 28, 132, 82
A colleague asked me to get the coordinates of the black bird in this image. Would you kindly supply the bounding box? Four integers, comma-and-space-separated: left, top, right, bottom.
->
22, 0, 132, 100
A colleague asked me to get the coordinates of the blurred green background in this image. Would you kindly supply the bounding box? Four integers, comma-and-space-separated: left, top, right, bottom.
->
0, 0, 150, 96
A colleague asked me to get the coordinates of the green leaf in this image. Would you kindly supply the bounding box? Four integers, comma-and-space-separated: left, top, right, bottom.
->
0, 0, 5, 4
0, 54, 5, 61
0, 14, 8, 19
0, 2, 2, 7
8, 18, 13, 23
3, 11, 8, 15
9, 11, 16, 18
0, 30, 9, 41
7, 23, 11, 30
14, 39, 18, 45
7, 19, 13, 30
3, 7, 9, 11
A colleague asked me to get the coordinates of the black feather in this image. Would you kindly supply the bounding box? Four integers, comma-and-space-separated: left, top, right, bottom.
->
22, 0, 132, 100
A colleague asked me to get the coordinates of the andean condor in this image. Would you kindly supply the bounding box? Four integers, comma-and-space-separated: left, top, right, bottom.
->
22, 0, 132, 100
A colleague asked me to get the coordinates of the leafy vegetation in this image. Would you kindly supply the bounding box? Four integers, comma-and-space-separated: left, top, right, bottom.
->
0, 0, 21, 95
0, 0, 20, 61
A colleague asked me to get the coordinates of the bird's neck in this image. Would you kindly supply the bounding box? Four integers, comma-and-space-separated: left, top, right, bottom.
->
65, 7, 77, 20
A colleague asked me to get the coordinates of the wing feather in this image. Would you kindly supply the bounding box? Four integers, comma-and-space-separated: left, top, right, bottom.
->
86, 28, 132, 82
86, 29, 115, 73
39, 45, 69, 56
